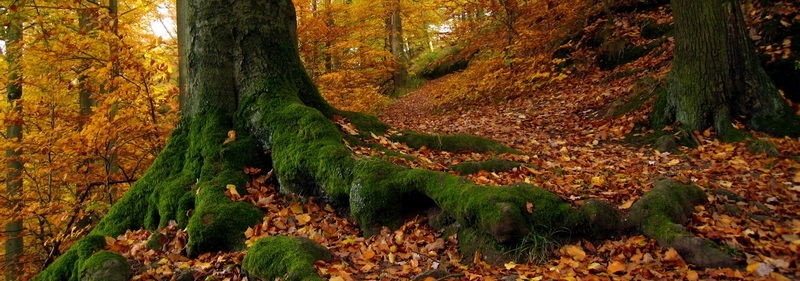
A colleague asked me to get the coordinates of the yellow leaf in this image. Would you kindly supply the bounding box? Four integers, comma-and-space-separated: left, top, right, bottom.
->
591, 176, 605, 187
526, 201, 534, 214
564, 245, 586, 261
226, 184, 240, 197
223, 130, 236, 144
244, 227, 254, 238
504, 261, 517, 269
295, 213, 311, 225
619, 200, 634, 209
667, 159, 680, 166
289, 202, 304, 214
686, 270, 699, 281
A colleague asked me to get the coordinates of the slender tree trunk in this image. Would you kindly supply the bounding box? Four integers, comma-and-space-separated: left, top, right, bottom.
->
78, 8, 96, 127
387, 0, 408, 89
177, 0, 188, 112
653, 0, 800, 139
4, 8, 24, 281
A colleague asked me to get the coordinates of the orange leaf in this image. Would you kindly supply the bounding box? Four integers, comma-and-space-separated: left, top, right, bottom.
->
607, 261, 626, 274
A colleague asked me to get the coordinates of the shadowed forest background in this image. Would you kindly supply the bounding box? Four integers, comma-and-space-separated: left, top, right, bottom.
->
2, 0, 800, 280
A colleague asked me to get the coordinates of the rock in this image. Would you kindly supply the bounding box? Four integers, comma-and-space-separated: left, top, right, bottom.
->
412, 269, 448, 281
655, 135, 678, 152
723, 203, 743, 216
749, 214, 774, 222
712, 188, 745, 202
79, 251, 131, 281
173, 269, 197, 281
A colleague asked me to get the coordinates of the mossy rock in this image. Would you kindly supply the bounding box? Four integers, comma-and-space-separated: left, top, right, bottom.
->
146, 232, 167, 251
449, 158, 530, 175
655, 135, 679, 152
575, 199, 621, 238
390, 132, 519, 154
747, 139, 779, 157
79, 251, 131, 281
457, 227, 515, 265
242, 236, 332, 281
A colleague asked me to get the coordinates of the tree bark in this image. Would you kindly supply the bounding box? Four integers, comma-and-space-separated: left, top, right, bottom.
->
4, 7, 24, 281
653, 0, 800, 139
386, 0, 408, 89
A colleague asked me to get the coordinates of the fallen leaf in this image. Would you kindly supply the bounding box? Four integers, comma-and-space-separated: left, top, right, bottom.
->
564, 245, 586, 261
526, 201, 534, 213
223, 130, 236, 144
289, 202, 304, 214
295, 214, 311, 225
504, 261, 517, 269
607, 261, 626, 274
226, 184, 239, 197
686, 270, 698, 281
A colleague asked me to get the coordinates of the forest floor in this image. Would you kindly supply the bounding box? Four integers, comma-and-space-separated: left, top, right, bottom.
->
111, 42, 800, 280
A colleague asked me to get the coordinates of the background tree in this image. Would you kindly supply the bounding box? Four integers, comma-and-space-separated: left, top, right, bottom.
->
4, 2, 25, 280
651, 0, 800, 139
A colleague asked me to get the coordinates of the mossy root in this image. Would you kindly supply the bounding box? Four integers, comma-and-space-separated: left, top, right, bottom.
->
628, 179, 739, 268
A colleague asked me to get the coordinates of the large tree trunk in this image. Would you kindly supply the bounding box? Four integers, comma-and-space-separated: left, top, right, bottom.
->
652, 0, 800, 139
4, 7, 24, 281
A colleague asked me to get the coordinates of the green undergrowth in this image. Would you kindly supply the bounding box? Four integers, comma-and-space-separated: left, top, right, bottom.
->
242, 236, 332, 281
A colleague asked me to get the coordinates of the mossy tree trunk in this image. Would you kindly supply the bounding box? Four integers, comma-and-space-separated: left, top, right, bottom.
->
652, 0, 800, 140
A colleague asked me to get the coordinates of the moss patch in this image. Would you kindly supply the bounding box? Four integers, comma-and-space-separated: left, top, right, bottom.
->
449, 158, 531, 175
242, 236, 332, 281
390, 132, 519, 154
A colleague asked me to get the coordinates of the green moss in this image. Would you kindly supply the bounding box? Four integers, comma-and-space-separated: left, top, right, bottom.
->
78, 250, 131, 281
456, 227, 513, 265
449, 158, 531, 175
337, 110, 390, 138
628, 179, 706, 245
34, 235, 106, 281
249, 97, 354, 203
747, 138, 779, 156
575, 199, 621, 237
349, 160, 429, 234
390, 132, 519, 154
242, 236, 331, 281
